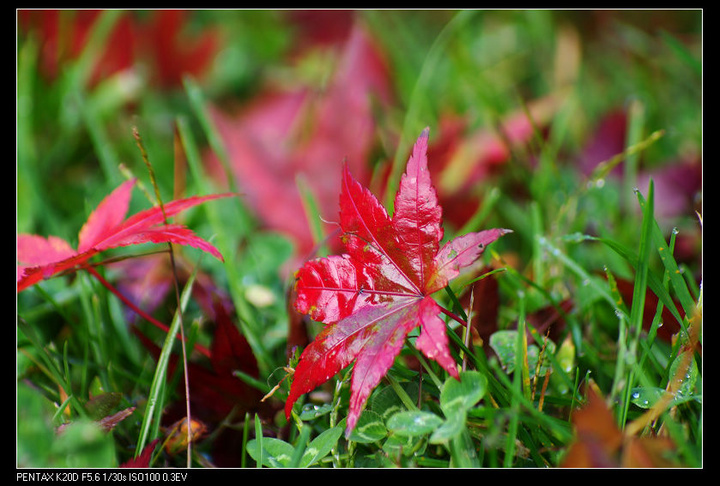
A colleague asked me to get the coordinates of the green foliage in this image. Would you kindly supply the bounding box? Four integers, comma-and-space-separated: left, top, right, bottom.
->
246, 425, 344, 468
18, 383, 117, 467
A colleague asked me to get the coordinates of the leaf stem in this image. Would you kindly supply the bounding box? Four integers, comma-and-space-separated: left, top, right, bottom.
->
411, 350, 443, 389
438, 305, 468, 327
462, 286, 475, 372
86, 266, 210, 358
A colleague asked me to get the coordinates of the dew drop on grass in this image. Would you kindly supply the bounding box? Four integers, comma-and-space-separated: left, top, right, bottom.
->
586, 179, 605, 190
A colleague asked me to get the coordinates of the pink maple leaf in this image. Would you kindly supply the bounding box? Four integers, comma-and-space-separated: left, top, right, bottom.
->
17, 179, 233, 292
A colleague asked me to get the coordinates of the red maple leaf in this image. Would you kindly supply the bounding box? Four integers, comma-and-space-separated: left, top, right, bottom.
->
286, 128, 511, 434
17, 179, 233, 292
120, 439, 159, 468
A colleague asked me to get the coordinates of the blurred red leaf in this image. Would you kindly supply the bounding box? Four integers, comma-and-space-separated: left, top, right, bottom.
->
121, 439, 159, 468
526, 299, 573, 344
204, 24, 392, 263
138, 10, 219, 87
110, 254, 175, 322
18, 10, 136, 87
562, 384, 680, 467
17, 179, 233, 292
579, 109, 702, 223
18, 9, 219, 88
562, 384, 624, 467
578, 109, 628, 178
613, 277, 683, 343
637, 158, 702, 222
135, 301, 266, 424
428, 95, 560, 228
110, 252, 233, 334
459, 272, 572, 352
287, 129, 510, 435
133, 300, 272, 467
461, 269, 501, 349
209, 302, 260, 381
284, 10, 356, 52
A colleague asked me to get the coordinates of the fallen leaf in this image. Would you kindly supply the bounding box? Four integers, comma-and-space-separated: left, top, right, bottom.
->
97, 407, 136, 433
287, 128, 510, 434
204, 24, 392, 263
120, 439, 159, 468
561, 384, 623, 467
562, 383, 682, 468
17, 179, 233, 292
138, 10, 219, 87
163, 417, 207, 455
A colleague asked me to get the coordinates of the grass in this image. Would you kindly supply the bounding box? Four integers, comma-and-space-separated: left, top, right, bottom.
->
17, 9, 701, 468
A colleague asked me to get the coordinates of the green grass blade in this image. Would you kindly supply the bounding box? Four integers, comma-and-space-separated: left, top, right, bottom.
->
458, 187, 502, 236
504, 292, 526, 467
617, 181, 654, 428
623, 100, 645, 211
78, 92, 122, 185
538, 236, 617, 309
175, 113, 270, 371
135, 265, 198, 457
629, 182, 654, 332
288, 424, 311, 468
254, 413, 264, 468
296, 173, 327, 247
660, 30, 702, 76
577, 235, 684, 328
183, 76, 236, 192
384, 10, 477, 211
17, 318, 87, 419
67, 10, 121, 91
637, 189, 698, 318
